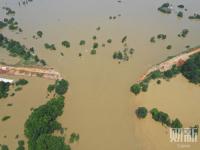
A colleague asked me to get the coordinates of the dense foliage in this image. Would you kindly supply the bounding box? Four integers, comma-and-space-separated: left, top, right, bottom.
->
1, 145, 9, 150
47, 79, 69, 95
24, 96, 70, 150
0, 81, 10, 99
16, 140, 25, 150
150, 108, 182, 128
36, 134, 71, 150
0, 33, 46, 65
181, 52, 200, 84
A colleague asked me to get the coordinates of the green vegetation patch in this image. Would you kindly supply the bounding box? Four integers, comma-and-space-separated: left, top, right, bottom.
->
24, 96, 70, 150
0, 81, 10, 99
0, 33, 46, 66
135, 107, 148, 119
181, 52, 200, 84
15, 79, 28, 86
2, 116, 11, 121
62, 41, 70, 48
189, 14, 200, 20
44, 43, 56, 50
1, 145, 9, 150
158, 3, 172, 14
69, 133, 80, 143
178, 29, 189, 38
47, 79, 69, 95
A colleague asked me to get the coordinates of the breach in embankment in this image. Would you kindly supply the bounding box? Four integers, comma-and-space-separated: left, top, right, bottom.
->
130, 46, 200, 95
0, 65, 62, 80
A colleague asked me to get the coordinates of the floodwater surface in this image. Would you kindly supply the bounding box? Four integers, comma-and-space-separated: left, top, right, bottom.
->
0, 0, 200, 149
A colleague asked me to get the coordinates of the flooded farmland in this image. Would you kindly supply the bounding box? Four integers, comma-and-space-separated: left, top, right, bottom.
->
0, 0, 200, 150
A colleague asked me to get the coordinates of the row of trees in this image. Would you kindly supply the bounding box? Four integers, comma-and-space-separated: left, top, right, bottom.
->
136, 107, 183, 128
0, 33, 46, 66
130, 63, 184, 95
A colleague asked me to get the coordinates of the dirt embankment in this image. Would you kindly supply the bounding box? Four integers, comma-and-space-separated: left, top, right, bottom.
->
0, 65, 62, 80
137, 47, 200, 82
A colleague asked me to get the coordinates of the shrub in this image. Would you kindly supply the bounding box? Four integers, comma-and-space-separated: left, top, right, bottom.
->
90, 49, 96, 55
122, 36, 127, 43
44, 43, 56, 50
93, 43, 98, 49
130, 84, 141, 95
166, 45, 172, 50
1, 145, 9, 150
2, 116, 11, 121
107, 39, 112, 44
69, 133, 80, 143
80, 40, 86, 46
136, 107, 148, 119
0, 81, 10, 99
47, 84, 55, 93
55, 80, 69, 95
177, 11, 183, 18
16, 79, 28, 86
171, 118, 183, 128
37, 31, 43, 38
62, 41, 70, 48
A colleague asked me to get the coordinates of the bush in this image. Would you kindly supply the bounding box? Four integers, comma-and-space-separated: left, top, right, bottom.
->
69, 133, 80, 143
55, 79, 69, 95
0, 81, 10, 99
130, 84, 141, 95
171, 118, 183, 128
47, 84, 55, 93
93, 43, 98, 49
80, 40, 86, 46
37, 31, 43, 38
2, 116, 11, 121
166, 45, 172, 50
16, 79, 28, 86
107, 39, 112, 44
136, 107, 148, 119
62, 41, 70, 48
177, 11, 183, 18
141, 82, 148, 92
44, 43, 56, 50
1, 145, 9, 150
90, 49, 96, 55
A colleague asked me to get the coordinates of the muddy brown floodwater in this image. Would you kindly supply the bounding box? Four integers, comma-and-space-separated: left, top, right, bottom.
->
0, 0, 200, 149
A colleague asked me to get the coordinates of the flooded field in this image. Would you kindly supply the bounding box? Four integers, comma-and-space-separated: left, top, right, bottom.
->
0, 0, 200, 149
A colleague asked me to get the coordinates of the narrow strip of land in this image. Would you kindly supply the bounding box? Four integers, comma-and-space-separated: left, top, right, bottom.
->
137, 47, 200, 83
0, 65, 62, 80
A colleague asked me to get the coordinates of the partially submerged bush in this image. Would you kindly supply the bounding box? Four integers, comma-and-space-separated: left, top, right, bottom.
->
130, 84, 141, 95
136, 107, 148, 119
62, 41, 70, 48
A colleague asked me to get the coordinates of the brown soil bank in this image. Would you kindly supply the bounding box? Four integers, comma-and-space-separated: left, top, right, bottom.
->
0, 65, 62, 80
137, 47, 200, 82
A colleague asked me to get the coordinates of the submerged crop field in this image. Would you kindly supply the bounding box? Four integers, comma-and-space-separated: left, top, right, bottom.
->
0, 0, 200, 150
